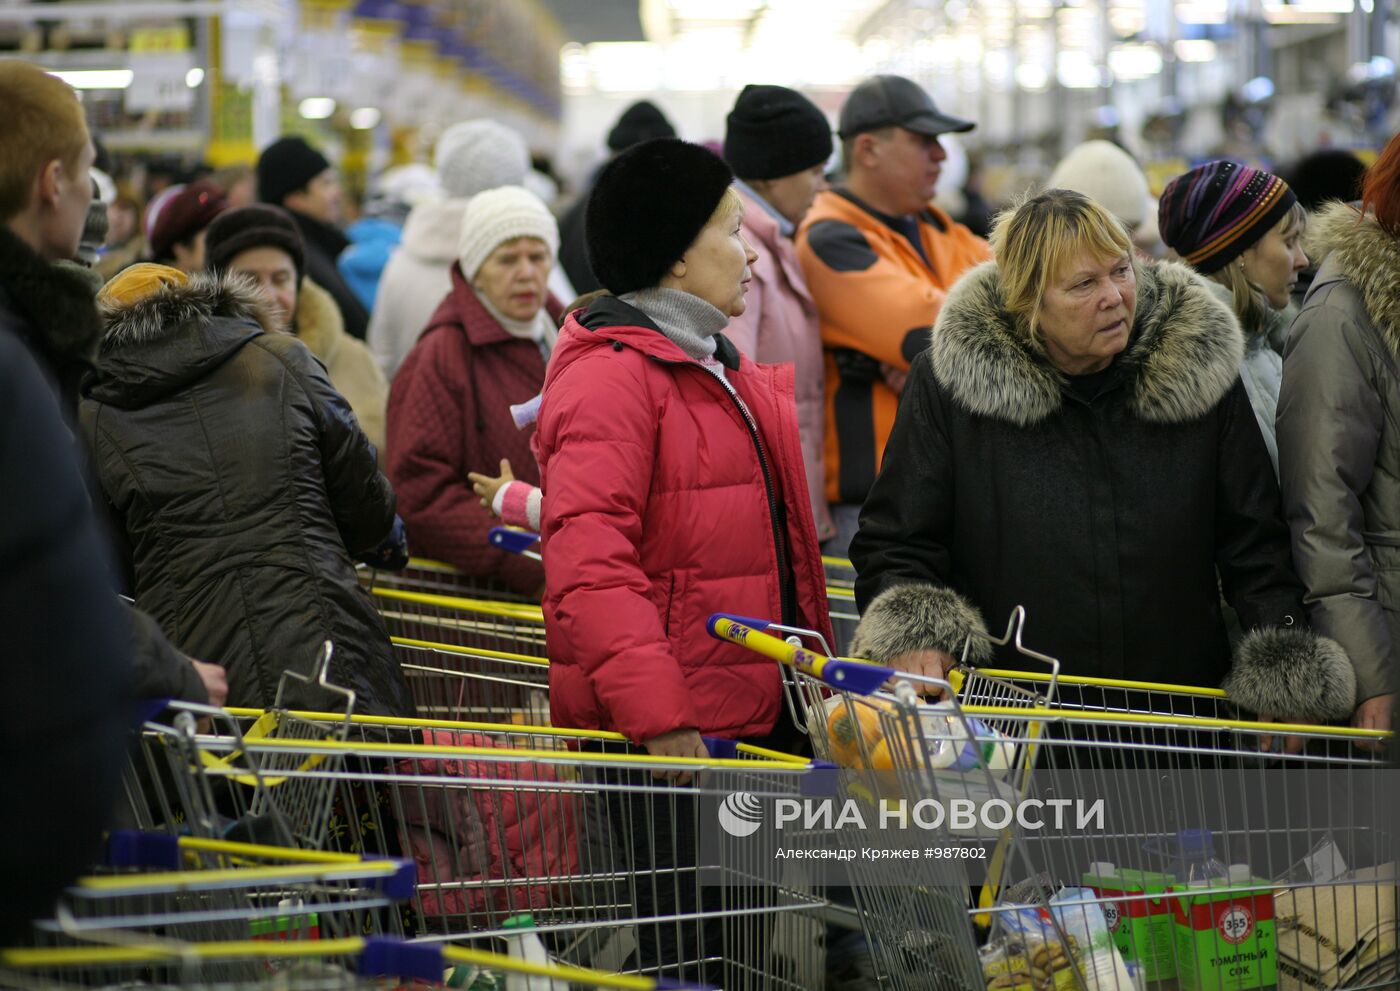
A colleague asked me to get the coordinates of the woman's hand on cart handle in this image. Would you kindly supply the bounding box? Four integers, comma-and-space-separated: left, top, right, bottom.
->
887, 649, 957, 699
643, 727, 709, 785
469, 459, 515, 511
1352, 693, 1394, 750
1256, 713, 1308, 756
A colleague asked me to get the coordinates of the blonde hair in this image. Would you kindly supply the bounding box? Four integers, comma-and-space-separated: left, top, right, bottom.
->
989, 188, 1136, 348
1207, 201, 1307, 338
708, 184, 743, 227
0, 61, 90, 221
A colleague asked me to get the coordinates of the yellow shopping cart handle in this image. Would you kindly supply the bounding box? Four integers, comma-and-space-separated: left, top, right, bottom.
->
707, 614, 892, 695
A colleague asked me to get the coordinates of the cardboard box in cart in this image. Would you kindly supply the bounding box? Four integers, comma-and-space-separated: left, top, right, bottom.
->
1172, 872, 1278, 991
1083, 864, 1176, 982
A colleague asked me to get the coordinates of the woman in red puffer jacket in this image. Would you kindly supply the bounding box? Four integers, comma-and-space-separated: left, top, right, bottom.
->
537, 139, 832, 756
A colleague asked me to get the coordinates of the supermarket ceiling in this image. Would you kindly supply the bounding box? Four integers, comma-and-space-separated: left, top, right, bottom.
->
539, 0, 646, 43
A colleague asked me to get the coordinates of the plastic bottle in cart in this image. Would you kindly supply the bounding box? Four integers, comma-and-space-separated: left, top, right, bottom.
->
502, 914, 566, 991
1168, 829, 1231, 886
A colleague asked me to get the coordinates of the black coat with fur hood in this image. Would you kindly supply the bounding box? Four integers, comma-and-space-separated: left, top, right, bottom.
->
851, 258, 1355, 722
79, 272, 414, 716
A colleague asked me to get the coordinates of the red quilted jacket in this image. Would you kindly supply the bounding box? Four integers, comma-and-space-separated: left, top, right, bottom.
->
536, 296, 833, 743
385, 264, 560, 593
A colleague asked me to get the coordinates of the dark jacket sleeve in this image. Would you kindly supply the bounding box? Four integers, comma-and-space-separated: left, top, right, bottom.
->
849, 356, 990, 663
1277, 306, 1391, 703
276, 337, 396, 556
126, 603, 207, 703
0, 332, 134, 942
1213, 380, 1307, 629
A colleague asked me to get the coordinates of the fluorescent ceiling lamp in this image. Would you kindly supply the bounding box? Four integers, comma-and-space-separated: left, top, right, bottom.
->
298, 97, 336, 119
49, 69, 133, 90
1175, 0, 1228, 23
666, 0, 761, 19
1262, 0, 1351, 21
1015, 62, 1050, 91
350, 106, 381, 129
1109, 43, 1163, 80
1173, 39, 1217, 62
1058, 52, 1104, 89
185, 67, 205, 88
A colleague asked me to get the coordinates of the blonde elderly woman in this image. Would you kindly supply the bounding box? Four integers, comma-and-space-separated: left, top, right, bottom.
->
849, 188, 1353, 729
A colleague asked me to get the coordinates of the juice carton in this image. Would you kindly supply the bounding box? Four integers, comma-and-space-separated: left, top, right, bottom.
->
1082, 863, 1176, 982
1171, 867, 1277, 991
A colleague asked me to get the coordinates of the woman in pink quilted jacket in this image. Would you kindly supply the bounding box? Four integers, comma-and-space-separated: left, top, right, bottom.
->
536, 139, 831, 980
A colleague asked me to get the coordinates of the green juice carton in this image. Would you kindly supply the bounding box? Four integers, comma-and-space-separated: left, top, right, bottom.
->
1083, 862, 1176, 982
1171, 866, 1277, 991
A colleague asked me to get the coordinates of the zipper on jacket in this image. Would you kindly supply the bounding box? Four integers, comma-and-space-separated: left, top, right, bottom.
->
645, 351, 797, 627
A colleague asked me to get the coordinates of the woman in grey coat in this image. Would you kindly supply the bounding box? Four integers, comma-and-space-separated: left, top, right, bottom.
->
1158, 161, 1309, 476
1276, 135, 1400, 738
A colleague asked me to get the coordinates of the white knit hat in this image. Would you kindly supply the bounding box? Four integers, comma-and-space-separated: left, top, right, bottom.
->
457, 185, 559, 280
1048, 140, 1150, 229
434, 119, 531, 200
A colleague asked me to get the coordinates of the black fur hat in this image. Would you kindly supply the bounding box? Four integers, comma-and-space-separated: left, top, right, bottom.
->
584, 138, 734, 296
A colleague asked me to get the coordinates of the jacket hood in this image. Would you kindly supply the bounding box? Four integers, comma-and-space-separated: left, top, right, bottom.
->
295, 277, 347, 364
399, 198, 467, 264
565, 294, 743, 370
90, 272, 275, 408
0, 225, 104, 374
929, 258, 1243, 426
1304, 201, 1400, 358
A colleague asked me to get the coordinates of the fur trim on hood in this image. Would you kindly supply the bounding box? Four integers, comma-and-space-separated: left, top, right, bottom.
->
294, 278, 347, 365
1304, 201, 1400, 360
929, 258, 1243, 426
851, 584, 992, 666
100, 271, 277, 353
1223, 626, 1356, 721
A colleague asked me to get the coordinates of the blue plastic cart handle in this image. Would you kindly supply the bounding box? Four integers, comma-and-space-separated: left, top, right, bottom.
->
489, 526, 541, 555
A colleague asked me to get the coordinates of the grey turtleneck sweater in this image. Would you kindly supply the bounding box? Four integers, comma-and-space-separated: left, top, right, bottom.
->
619, 287, 730, 379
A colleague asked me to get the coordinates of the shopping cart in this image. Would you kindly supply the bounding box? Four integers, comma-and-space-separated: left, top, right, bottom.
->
710, 612, 1397, 991
18, 829, 414, 956
169, 723, 833, 990
124, 645, 356, 850
370, 584, 549, 657
391, 637, 551, 724
359, 552, 538, 604
0, 934, 718, 989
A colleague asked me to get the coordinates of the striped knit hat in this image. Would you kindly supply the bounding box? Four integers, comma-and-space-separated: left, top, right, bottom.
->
1158, 161, 1297, 274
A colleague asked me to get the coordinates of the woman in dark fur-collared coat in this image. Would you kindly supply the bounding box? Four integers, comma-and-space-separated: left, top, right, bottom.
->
850, 189, 1355, 725
79, 264, 415, 716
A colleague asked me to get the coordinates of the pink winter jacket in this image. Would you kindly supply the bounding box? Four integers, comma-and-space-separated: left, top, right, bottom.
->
727, 187, 834, 541
536, 297, 833, 744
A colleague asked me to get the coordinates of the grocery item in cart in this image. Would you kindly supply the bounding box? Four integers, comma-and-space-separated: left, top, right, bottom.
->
1082, 862, 1175, 982
1048, 888, 1139, 991
1172, 864, 1278, 991
820, 694, 1016, 773
920, 700, 1017, 773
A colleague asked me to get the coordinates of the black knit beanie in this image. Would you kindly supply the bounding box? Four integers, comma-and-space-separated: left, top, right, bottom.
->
585, 138, 734, 296
606, 100, 677, 153
724, 85, 833, 181
203, 204, 306, 285
256, 135, 332, 207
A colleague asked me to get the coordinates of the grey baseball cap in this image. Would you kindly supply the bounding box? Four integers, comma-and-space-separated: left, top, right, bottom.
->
838, 75, 975, 139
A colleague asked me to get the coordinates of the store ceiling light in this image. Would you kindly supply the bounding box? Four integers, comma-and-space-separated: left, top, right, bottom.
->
1108, 42, 1163, 80
49, 69, 134, 90
185, 67, 205, 88
1173, 39, 1217, 62
1175, 0, 1228, 23
1262, 0, 1352, 21
298, 97, 337, 119
350, 106, 381, 130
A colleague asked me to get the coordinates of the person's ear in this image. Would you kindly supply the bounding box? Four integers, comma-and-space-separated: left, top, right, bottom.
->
856, 134, 879, 167
34, 159, 63, 210
669, 257, 688, 280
